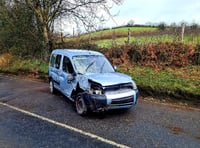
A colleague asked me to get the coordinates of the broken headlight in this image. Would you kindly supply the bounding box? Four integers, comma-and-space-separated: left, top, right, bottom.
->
89, 81, 103, 95
90, 89, 102, 95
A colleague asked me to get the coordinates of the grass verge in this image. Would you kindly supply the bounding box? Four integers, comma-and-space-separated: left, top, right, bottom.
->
118, 65, 200, 107
0, 55, 48, 80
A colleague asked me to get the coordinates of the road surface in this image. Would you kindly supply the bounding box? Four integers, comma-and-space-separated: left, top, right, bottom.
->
0, 74, 199, 148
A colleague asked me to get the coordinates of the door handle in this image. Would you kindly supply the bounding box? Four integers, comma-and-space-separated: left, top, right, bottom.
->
58, 70, 62, 76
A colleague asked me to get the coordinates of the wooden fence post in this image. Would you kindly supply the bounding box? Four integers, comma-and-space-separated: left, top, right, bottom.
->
128, 28, 131, 44
181, 23, 185, 43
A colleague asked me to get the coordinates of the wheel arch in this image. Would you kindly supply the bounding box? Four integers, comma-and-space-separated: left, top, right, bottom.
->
48, 75, 53, 82
71, 83, 85, 100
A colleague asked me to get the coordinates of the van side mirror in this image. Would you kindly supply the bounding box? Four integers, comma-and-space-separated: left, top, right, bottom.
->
67, 74, 74, 82
114, 66, 117, 71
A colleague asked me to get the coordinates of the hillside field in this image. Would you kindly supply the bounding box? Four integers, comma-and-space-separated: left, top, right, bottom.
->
63, 26, 200, 48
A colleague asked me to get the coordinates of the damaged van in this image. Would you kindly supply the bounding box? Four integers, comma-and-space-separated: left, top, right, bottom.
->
49, 49, 138, 115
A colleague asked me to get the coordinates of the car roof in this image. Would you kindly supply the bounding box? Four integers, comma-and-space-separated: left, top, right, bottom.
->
51, 49, 103, 59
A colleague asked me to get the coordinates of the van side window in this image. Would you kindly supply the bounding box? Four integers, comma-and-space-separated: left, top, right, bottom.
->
55, 54, 62, 69
50, 54, 56, 67
63, 56, 74, 73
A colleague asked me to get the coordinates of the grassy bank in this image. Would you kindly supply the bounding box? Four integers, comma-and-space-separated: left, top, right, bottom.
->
0, 59, 48, 74
0, 54, 48, 79
118, 65, 200, 106
118, 65, 200, 95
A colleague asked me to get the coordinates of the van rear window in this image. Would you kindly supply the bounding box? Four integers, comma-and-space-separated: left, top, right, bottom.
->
50, 54, 56, 67
55, 54, 62, 69
50, 54, 62, 69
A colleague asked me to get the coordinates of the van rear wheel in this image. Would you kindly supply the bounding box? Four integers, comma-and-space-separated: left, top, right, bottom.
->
49, 79, 55, 94
75, 94, 87, 116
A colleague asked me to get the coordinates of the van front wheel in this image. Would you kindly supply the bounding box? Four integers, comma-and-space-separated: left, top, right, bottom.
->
75, 94, 87, 116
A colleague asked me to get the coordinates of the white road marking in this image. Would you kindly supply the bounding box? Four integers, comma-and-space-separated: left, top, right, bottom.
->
0, 102, 130, 148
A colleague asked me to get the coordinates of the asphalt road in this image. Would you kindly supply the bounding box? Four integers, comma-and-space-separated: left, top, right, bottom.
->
0, 74, 200, 148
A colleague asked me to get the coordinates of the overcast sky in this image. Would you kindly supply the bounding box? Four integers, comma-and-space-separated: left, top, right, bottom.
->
61, 0, 200, 34
105, 0, 200, 27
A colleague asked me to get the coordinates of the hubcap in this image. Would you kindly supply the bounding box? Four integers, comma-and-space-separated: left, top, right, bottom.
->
50, 81, 53, 93
76, 97, 85, 115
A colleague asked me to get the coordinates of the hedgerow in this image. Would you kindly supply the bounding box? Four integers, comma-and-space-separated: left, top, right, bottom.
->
101, 42, 200, 68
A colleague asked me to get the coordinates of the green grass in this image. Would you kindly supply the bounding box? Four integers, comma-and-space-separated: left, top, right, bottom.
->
96, 34, 200, 48
118, 65, 200, 98
96, 35, 176, 48
64, 26, 158, 43
63, 26, 200, 48
0, 57, 48, 74
94, 26, 157, 34
184, 34, 200, 44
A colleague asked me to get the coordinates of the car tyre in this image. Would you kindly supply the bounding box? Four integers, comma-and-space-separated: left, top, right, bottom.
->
75, 94, 87, 116
49, 79, 55, 94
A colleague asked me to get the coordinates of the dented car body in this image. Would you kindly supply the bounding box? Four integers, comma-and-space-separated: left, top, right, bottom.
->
49, 49, 138, 115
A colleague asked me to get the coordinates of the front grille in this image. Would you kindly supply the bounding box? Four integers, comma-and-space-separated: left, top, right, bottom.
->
103, 83, 133, 92
111, 96, 133, 106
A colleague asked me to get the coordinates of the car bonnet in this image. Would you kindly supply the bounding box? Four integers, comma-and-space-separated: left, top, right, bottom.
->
84, 72, 133, 86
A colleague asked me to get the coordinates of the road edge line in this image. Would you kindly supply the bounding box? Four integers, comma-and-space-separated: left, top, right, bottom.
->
0, 102, 130, 148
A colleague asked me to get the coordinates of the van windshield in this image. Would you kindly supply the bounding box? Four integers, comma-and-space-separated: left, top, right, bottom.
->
72, 55, 115, 74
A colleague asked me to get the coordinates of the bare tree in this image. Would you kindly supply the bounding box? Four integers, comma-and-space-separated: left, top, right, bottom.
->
24, 0, 123, 60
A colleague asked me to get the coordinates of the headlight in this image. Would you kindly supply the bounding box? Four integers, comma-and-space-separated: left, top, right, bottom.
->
89, 81, 103, 95
132, 81, 137, 89
90, 89, 102, 95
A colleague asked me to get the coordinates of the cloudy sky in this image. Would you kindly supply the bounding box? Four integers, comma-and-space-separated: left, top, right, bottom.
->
106, 0, 200, 27
60, 0, 200, 34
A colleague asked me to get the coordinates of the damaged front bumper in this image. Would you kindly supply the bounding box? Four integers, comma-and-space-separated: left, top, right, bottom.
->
82, 89, 139, 112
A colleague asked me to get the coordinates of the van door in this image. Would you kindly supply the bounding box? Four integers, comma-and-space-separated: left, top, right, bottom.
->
52, 54, 62, 90
59, 56, 75, 98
